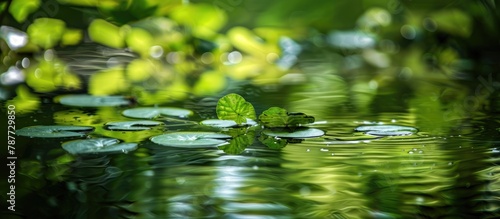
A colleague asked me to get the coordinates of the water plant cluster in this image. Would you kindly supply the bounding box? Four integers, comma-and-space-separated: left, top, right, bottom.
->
17, 93, 325, 155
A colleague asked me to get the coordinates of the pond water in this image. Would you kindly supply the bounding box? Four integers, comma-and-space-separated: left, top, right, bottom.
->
4, 80, 500, 219
2, 1, 500, 218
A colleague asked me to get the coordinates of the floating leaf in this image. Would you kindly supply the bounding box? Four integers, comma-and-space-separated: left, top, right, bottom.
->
354, 125, 418, 136
216, 93, 256, 124
262, 128, 325, 139
122, 107, 193, 119
105, 120, 163, 131
259, 107, 315, 128
200, 119, 257, 128
17, 125, 94, 138
150, 132, 231, 148
62, 138, 137, 155
258, 134, 288, 149
56, 95, 130, 107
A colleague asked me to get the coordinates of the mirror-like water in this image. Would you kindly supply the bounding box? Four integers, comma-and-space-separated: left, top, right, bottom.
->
3, 94, 499, 218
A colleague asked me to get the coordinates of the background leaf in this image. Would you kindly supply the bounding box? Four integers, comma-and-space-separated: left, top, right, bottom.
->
9, 0, 41, 23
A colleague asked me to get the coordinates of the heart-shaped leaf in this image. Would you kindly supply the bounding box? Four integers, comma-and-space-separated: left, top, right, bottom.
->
216, 93, 256, 124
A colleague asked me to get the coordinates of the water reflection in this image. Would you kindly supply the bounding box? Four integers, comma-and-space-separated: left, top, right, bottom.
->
7, 107, 499, 219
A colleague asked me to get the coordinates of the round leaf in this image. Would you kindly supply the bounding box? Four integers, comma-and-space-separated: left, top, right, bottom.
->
16, 125, 94, 138
105, 120, 162, 131
56, 95, 130, 107
354, 125, 418, 136
262, 128, 325, 139
62, 138, 138, 155
122, 107, 193, 119
216, 93, 256, 124
150, 132, 231, 148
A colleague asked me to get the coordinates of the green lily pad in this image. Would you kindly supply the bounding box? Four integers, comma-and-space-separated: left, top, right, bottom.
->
105, 120, 163, 131
150, 132, 231, 148
262, 128, 325, 139
354, 125, 418, 136
16, 125, 94, 138
200, 119, 257, 128
62, 138, 138, 155
259, 107, 315, 128
122, 107, 193, 119
216, 93, 256, 124
57, 95, 130, 107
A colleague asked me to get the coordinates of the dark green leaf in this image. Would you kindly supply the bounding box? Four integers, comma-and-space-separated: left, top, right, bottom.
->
259, 107, 315, 128
216, 93, 256, 124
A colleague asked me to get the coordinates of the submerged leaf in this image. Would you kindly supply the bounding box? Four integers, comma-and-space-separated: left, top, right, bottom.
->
354, 125, 418, 136
259, 107, 315, 128
122, 107, 193, 119
62, 138, 138, 155
56, 95, 130, 107
105, 120, 162, 131
216, 93, 256, 124
151, 132, 231, 148
262, 128, 325, 139
17, 125, 94, 138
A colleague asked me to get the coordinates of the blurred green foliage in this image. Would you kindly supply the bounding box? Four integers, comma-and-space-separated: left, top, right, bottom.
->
0, 0, 498, 120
